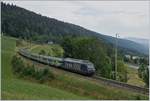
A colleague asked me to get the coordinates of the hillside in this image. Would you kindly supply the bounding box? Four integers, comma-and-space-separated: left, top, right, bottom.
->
1, 36, 148, 100
30, 44, 64, 57
1, 2, 148, 56
126, 37, 149, 50
1, 36, 86, 99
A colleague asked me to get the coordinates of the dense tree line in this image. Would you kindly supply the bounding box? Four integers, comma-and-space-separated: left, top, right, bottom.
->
62, 36, 127, 81
1, 2, 94, 43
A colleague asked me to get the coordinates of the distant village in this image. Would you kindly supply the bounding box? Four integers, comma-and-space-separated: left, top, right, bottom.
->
125, 55, 141, 60
124, 54, 148, 66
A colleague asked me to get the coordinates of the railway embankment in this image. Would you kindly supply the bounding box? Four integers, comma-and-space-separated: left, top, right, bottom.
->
20, 52, 149, 99
2, 36, 149, 100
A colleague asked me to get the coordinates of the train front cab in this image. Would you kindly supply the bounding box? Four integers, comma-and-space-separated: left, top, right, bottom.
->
80, 64, 95, 76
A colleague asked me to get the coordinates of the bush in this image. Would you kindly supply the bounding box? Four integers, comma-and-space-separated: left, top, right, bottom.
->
136, 95, 141, 100
39, 49, 46, 55
22, 66, 32, 76
11, 55, 25, 73
11, 55, 55, 83
16, 38, 23, 47
35, 70, 43, 80
138, 64, 149, 87
117, 60, 128, 82
34, 68, 55, 83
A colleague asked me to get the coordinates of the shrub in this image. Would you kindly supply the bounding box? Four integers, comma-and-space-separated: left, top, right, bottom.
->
39, 49, 46, 55
11, 55, 55, 83
11, 55, 25, 73
35, 68, 55, 83
136, 95, 141, 100
35, 70, 43, 80
138, 64, 149, 87
43, 68, 55, 80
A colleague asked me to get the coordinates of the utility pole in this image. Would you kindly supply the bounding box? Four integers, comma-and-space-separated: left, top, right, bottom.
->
30, 37, 31, 49
115, 33, 119, 80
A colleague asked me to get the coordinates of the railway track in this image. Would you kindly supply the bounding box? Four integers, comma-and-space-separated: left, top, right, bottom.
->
18, 53, 149, 96
92, 75, 149, 95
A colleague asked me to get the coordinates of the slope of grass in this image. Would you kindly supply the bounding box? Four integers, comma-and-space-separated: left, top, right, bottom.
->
2, 79, 86, 100
24, 55, 149, 100
1, 36, 16, 79
1, 36, 148, 100
1, 36, 86, 100
30, 44, 64, 57
49, 72, 148, 100
127, 67, 145, 87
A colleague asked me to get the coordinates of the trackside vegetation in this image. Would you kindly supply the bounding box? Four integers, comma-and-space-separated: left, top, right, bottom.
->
2, 2, 148, 84
62, 36, 128, 82
1, 36, 87, 99
2, 36, 149, 100
1, 2, 149, 100
30, 44, 64, 57
11, 55, 55, 83
138, 64, 149, 87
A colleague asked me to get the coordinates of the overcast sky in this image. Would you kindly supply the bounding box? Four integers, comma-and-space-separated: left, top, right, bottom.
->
4, 1, 150, 39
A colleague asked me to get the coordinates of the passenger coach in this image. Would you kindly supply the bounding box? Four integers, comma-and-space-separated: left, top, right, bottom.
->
18, 49, 95, 76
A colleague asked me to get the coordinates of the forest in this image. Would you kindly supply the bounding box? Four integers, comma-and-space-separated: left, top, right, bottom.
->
1, 2, 148, 56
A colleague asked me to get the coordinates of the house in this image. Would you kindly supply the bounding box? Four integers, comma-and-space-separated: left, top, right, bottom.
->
132, 56, 140, 60
125, 55, 131, 59
47, 41, 53, 44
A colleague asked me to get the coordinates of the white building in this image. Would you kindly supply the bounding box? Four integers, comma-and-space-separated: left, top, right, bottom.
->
125, 55, 131, 59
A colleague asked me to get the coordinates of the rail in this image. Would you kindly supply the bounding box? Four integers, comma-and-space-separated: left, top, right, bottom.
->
18, 48, 149, 95
93, 75, 149, 95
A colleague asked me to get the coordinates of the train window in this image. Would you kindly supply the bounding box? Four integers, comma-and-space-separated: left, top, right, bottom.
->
69, 63, 71, 69
42, 57, 47, 60
67, 63, 72, 69
70, 63, 72, 68
77, 64, 80, 71
74, 64, 76, 71
65, 63, 67, 68
73, 64, 76, 71
80, 65, 87, 72
75, 64, 78, 71
68, 63, 70, 69
65, 62, 68, 69
67, 63, 69, 69
74, 63, 77, 70
48, 59, 51, 62
74, 63, 80, 71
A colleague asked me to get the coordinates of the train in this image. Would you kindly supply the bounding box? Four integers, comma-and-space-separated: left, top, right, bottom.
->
18, 48, 96, 76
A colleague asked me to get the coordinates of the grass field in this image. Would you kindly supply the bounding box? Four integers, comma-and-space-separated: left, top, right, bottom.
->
23, 58, 149, 100
1, 36, 86, 100
30, 44, 64, 57
127, 67, 145, 87
1, 36, 149, 100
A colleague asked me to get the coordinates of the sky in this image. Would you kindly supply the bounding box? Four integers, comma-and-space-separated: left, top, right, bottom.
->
3, 1, 150, 39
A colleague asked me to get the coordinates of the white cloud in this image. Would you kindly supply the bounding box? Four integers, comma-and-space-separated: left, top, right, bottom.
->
3, 1, 150, 39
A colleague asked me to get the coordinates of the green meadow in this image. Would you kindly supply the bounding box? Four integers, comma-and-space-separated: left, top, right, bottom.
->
1, 36, 86, 100
1, 36, 149, 100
